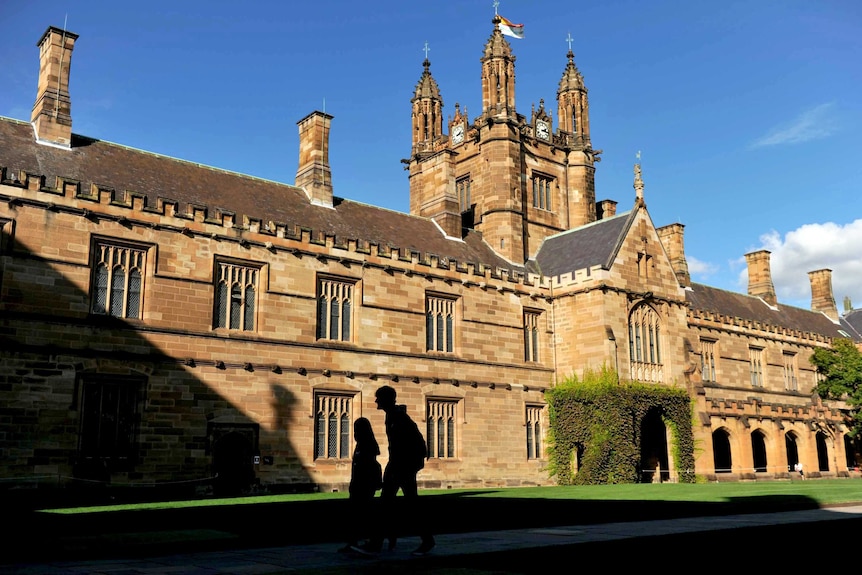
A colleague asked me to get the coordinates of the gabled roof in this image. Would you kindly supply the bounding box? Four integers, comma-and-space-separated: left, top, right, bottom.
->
687, 282, 857, 341
528, 209, 634, 277
841, 309, 862, 341
0, 117, 519, 273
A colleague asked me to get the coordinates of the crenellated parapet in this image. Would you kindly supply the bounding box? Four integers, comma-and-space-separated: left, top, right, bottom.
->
0, 166, 551, 296
687, 306, 834, 345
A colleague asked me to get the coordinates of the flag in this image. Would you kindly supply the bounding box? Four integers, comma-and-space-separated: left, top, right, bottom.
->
498, 15, 524, 39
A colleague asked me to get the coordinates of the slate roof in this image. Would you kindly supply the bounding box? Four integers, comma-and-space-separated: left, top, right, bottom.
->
841, 309, 862, 340
687, 283, 860, 341
0, 117, 519, 274
528, 209, 633, 277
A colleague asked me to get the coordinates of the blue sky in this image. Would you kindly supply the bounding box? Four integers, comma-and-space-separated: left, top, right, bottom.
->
2, 0, 860, 312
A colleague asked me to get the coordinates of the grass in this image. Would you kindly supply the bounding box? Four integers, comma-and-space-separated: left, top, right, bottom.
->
37, 479, 862, 515
8, 480, 862, 573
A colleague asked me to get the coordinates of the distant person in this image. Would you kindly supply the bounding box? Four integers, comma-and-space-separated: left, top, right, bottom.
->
352, 385, 435, 556
339, 417, 383, 553
794, 461, 805, 480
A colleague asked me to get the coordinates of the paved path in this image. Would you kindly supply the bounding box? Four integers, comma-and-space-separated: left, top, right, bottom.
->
4, 505, 862, 574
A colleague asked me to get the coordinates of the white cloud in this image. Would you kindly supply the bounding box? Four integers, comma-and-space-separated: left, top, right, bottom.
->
749, 103, 839, 149
737, 220, 862, 311
687, 255, 719, 278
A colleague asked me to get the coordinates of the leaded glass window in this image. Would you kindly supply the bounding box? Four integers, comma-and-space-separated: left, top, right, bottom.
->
92, 242, 146, 319
215, 262, 257, 331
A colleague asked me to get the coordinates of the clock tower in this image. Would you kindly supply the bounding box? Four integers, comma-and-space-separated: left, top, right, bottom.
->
407, 19, 600, 263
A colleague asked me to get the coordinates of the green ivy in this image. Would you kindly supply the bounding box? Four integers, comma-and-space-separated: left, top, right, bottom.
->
546, 367, 695, 484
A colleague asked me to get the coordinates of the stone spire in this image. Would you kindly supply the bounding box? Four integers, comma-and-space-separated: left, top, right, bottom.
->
634, 152, 645, 207
481, 16, 516, 118
557, 33, 590, 146
411, 49, 444, 154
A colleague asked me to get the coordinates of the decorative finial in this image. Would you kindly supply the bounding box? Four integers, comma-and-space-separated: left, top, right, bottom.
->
424, 41, 430, 59
634, 150, 644, 202
493, 0, 500, 15
566, 32, 573, 51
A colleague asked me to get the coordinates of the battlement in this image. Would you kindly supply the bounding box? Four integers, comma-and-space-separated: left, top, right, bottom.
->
547, 264, 609, 289
687, 306, 833, 345
0, 166, 551, 295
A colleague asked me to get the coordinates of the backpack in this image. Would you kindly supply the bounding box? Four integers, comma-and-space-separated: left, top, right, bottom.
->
392, 407, 427, 471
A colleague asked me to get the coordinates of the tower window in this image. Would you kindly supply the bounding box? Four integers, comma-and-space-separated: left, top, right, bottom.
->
457, 175, 472, 213
532, 174, 553, 211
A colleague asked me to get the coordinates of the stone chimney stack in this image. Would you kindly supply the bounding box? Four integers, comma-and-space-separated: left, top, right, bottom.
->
596, 199, 617, 220
656, 223, 690, 287
295, 111, 333, 208
31, 26, 78, 148
808, 269, 839, 321
745, 250, 777, 306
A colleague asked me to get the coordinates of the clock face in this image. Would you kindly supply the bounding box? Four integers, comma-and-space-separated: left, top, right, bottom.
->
536, 121, 550, 140
452, 124, 464, 144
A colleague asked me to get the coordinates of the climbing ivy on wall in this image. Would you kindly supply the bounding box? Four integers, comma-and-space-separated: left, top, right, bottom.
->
545, 366, 696, 485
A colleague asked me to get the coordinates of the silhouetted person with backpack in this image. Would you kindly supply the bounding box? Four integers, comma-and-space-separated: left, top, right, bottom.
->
351, 385, 435, 556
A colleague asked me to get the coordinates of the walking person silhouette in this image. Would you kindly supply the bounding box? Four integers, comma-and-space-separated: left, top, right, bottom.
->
339, 417, 383, 553
351, 385, 435, 556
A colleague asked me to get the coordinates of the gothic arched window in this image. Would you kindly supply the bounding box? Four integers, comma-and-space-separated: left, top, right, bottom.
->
628, 304, 663, 382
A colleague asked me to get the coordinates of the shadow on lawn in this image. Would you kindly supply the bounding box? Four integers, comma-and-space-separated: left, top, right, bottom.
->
5, 491, 824, 563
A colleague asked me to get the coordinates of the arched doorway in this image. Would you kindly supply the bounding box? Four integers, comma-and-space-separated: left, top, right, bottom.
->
785, 431, 800, 472
751, 430, 767, 473
846, 435, 861, 470
572, 443, 585, 476
640, 408, 669, 483
816, 432, 830, 472
211, 424, 258, 496
712, 428, 732, 473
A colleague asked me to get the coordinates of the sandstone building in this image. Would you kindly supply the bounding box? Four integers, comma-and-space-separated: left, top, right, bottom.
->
1, 20, 860, 496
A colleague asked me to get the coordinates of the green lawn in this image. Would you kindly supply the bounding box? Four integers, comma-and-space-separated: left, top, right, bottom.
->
40, 479, 862, 515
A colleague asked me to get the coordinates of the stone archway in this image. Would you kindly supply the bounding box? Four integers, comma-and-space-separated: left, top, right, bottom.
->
816, 432, 830, 472
785, 431, 800, 473
845, 435, 861, 470
640, 408, 669, 483
712, 428, 732, 473
751, 430, 768, 473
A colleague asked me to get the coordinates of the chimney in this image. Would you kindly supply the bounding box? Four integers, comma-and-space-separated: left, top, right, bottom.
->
808, 269, 839, 321
295, 111, 333, 208
744, 250, 777, 306
31, 26, 78, 148
596, 199, 617, 220
656, 223, 690, 287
